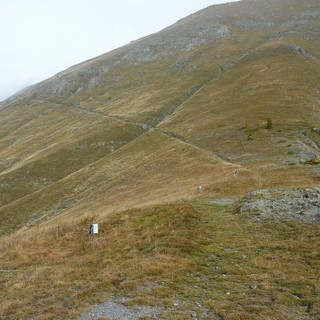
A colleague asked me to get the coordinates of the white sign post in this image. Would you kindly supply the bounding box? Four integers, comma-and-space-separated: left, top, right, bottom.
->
89, 223, 98, 247
90, 224, 98, 234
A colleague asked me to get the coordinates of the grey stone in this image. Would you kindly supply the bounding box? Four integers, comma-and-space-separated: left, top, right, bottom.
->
238, 188, 320, 224
284, 43, 305, 55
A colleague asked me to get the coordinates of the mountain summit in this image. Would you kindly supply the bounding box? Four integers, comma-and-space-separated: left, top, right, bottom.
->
0, 0, 319, 235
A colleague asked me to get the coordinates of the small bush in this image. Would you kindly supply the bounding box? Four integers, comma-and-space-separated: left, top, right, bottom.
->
247, 133, 253, 141
266, 118, 273, 129
300, 160, 320, 165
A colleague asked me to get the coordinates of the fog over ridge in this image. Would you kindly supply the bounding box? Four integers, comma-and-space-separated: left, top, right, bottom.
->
0, 0, 240, 101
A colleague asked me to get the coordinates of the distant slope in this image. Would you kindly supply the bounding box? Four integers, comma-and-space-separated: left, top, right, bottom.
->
0, 0, 320, 235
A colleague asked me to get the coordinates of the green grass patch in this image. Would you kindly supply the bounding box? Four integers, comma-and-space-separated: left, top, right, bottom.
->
300, 160, 320, 165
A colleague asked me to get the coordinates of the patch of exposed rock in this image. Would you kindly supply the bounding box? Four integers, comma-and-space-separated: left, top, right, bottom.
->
205, 198, 237, 206
73, 295, 164, 320
238, 188, 320, 224
283, 43, 317, 60
121, 23, 232, 63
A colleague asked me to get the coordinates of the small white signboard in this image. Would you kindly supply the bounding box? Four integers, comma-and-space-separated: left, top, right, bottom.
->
89, 224, 98, 234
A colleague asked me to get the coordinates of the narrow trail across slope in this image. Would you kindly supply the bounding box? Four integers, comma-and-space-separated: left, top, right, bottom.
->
154, 128, 239, 166
156, 50, 253, 128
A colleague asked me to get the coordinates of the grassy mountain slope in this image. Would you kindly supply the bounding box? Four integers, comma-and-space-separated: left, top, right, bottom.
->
0, 1, 320, 318
1, 0, 319, 236
159, 40, 320, 173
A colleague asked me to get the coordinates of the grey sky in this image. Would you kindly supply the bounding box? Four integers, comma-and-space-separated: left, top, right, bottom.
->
0, 0, 239, 101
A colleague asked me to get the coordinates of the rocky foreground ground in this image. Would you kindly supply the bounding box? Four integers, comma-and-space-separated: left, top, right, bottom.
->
70, 188, 320, 320
238, 187, 320, 225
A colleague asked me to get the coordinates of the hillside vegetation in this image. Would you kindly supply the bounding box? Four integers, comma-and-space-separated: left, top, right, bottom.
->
0, 0, 319, 235
0, 0, 320, 319
1, 201, 319, 320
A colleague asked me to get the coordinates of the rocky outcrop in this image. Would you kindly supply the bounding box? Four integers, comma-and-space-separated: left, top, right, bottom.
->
238, 188, 320, 224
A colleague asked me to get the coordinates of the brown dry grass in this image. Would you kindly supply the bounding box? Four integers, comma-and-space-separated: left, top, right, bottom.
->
1, 201, 319, 320
0, 2, 319, 318
0, 203, 204, 319
0, 129, 253, 236
1, 4, 320, 237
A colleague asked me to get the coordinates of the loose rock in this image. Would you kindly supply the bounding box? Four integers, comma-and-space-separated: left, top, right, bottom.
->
238, 188, 320, 224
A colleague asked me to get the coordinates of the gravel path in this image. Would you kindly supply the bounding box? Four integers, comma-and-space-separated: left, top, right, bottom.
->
73, 295, 164, 320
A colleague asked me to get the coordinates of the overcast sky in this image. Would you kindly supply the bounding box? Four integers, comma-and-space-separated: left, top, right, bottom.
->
0, 0, 239, 101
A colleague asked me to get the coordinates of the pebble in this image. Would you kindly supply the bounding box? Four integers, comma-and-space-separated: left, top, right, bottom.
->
249, 284, 257, 289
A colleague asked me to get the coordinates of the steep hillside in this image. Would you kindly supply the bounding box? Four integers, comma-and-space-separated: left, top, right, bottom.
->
0, 0, 319, 234
1, 0, 320, 319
